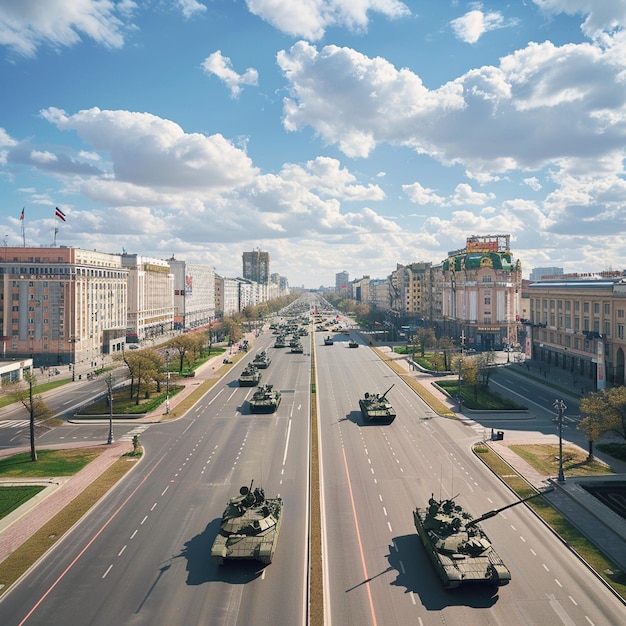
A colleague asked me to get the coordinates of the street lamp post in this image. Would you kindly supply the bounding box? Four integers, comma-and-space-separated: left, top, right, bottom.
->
165, 351, 170, 414
458, 359, 463, 411
106, 373, 114, 445
553, 399, 567, 483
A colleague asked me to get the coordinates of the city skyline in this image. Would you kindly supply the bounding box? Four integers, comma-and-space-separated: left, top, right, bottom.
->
2, 2, 626, 288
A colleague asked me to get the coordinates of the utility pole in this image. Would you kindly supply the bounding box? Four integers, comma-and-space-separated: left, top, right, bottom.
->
165, 351, 170, 414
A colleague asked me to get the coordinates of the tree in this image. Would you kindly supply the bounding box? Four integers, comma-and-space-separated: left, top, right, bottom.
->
168, 334, 197, 373
579, 387, 626, 442
123, 349, 164, 404
476, 351, 496, 386
460, 356, 480, 399
437, 336, 455, 371
414, 327, 436, 357
2, 372, 53, 461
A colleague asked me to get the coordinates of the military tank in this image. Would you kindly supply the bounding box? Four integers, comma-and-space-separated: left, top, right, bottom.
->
324, 335, 334, 345
413, 491, 551, 588
238, 363, 261, 387
211, 481, 283, 565
290, 341, 304, 353
249, 384, 281, 413
348, 339, 359, 348
274, 335, 287, 348
359, 384, 396, 424
252, 350, 271, 369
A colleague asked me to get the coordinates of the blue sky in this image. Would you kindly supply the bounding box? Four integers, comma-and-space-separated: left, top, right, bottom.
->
1, 1, 625, 288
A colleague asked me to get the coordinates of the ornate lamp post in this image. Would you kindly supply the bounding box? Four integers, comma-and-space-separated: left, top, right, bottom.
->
165, 350, 170, 414
553, 399, 567, 483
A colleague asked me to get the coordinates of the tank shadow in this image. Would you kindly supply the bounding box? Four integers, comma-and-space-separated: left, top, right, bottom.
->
388, 534, 499, 610
339, 409, 362, 425
176, 518, 264, 586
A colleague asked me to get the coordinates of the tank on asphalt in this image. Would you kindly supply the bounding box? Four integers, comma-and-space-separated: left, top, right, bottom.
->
238, 363, 261, 387
211, 481, 283, 565
252, 350, 271, 369
359, 384, 396, 424
249, 384, 281, 413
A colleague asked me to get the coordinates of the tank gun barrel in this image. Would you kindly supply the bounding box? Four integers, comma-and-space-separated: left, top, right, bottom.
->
466, 488, 554, 528
380, 384, 395, 399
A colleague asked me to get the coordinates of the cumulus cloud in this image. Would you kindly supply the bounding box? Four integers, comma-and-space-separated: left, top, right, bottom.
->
0, 0, 134, 57
202, 51, 259, 98
402, 182, 444, 205
40, 107, 259, 190
246, 0, 410, 41
277, 38, 626, 180
450, 8, 505, 44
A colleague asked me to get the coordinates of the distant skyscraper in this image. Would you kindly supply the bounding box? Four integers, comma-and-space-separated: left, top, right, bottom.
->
242, 249, 270, 284
336, 271, 349, 294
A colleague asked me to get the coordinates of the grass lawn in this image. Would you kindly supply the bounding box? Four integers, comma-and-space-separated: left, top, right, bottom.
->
509, 444, 614, 477
79, 384, 184, 415
0, 448, 101, 478
0, 486, 46, 520
438, 380, 527, 410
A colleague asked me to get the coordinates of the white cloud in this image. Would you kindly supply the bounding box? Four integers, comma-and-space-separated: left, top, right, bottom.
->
450, 9, 504, 44
202, 51, 259, 98
402, 181, 444, 205
246, 0, 410, 41
0, 0, 134, 57
178, 0, 207, 19
450, 183, 495, 205
277, 38, 626, 180
524, 176, 542, 191
40, 107, 259, 190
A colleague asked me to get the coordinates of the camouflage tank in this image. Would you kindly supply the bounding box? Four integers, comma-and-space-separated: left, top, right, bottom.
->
412, 491, 550, 588
359, 384, 396, 424
211, 482, 283, 565
238, 363, 261, 387
290, 341, 304, 353
252, 350, 271, 369
274, 335, 287, 348
348, 339, 359, 348
249, 384, 281, 413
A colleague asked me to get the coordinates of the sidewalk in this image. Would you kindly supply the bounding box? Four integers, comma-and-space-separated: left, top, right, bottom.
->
0, 440, 132, 565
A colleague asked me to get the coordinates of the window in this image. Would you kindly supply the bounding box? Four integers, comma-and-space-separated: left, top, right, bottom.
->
619, 309, 625, 318
594, 303, 600, 314
604, 321, 610, 336
619, 324, 624, 339
604, 303, 610, 315
484, 297, 491, 305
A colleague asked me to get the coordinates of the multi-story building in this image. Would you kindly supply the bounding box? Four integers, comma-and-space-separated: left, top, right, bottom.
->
440, 235, 522, 350
389, 262, 434, 323
242, 250, 270, 285
527, 275, 626, 389
168, 258, 215, 331
0, 247, 127, 367
335, 271, 349, 296
121, 254, 174, 341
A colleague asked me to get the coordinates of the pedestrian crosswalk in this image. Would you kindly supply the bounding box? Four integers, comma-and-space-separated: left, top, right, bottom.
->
0, 420, 30, 430
118, 424, 151, 441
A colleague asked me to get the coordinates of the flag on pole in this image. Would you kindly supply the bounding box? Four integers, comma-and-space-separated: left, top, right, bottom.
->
20, 207, 24, 220
55, 207, 66, 221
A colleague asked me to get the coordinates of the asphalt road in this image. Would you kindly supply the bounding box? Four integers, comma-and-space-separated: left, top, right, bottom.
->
2, 320, 626, 625
315, 331, 625, 625
0, 332, 311, 626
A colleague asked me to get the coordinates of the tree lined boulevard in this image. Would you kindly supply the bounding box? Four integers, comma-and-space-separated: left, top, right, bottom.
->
1, 298, 625, 625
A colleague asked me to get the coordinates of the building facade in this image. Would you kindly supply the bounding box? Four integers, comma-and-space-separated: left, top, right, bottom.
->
168, 258, 215, 331
441, 235, 522, 350
0, 247, 127, 367
242, 250, 270, 285
121, 254, 174, 341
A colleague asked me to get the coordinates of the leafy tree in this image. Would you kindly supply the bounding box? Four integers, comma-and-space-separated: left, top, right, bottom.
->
168, 334, 198, 373
123, 349, 164, 404
461, 357, 480, 399
579, 387, 626, 442
476, 351, 496, 386
414, 327, 436, 357
2, 372, 53, 461
438, 336, 455, 371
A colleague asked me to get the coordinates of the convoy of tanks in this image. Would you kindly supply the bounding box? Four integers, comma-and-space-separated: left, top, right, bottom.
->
211, 303, 524, 592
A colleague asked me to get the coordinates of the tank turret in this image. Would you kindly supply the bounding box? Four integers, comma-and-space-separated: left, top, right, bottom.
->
359, 384, 396, 424
238, 363, 261, 387
249, 384, 281, 413
211, 481, 283, 565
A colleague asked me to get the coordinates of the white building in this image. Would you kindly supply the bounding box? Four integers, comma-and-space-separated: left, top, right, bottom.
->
168, 258, 215, 331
